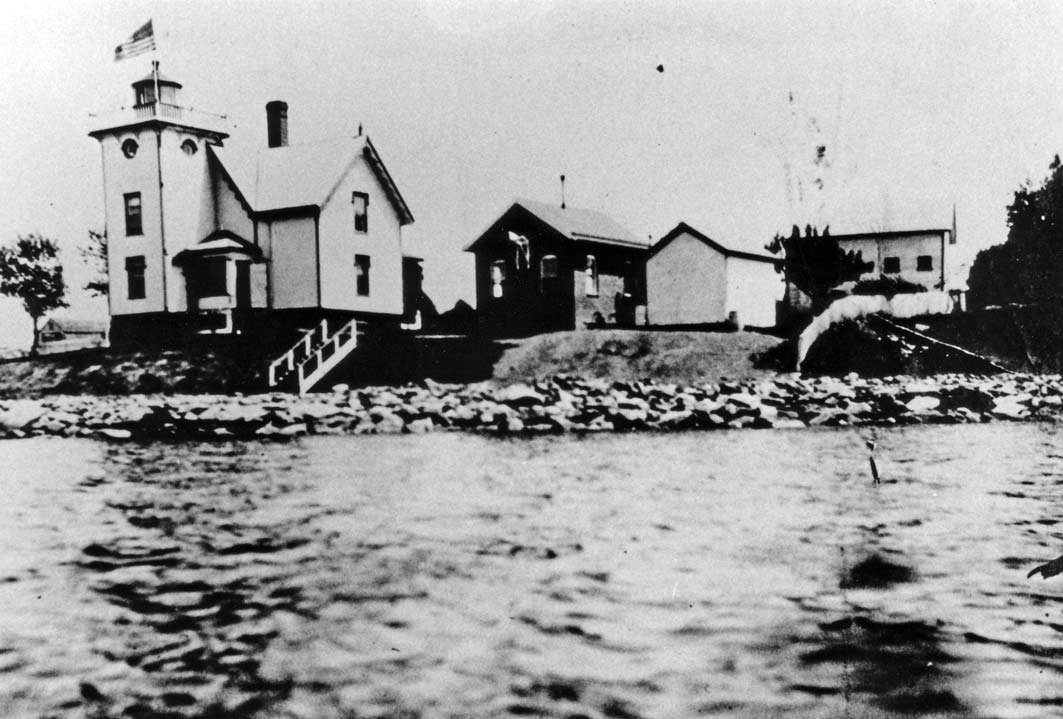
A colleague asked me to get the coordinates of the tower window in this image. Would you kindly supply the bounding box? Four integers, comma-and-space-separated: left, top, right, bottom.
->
355, 254, 371, 296
917, 255, 933, 272
883, 256, 900, 274
121, 139, 138, 159
124, 192, 143, 236
125, 256, 146, 300
352, 192, 368, 233
181, 139, 198, 155
584, 255, 599, 296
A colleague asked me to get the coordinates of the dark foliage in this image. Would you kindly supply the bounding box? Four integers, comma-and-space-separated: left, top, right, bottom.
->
766, 224, 873, 312
851, 275, 928, 298
968, 155, 1063, 309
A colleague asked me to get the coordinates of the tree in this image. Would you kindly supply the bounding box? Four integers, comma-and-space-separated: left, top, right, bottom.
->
765, 224, 873, 313
0, 234, 68, 355
968, 155, 1063, 309
80, 229, 108, 297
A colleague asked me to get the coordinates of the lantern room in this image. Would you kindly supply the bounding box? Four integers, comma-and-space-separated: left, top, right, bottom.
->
132, 69, 182, 107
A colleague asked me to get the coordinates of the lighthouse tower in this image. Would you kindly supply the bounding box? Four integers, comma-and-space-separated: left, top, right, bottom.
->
88, 66, 230, 345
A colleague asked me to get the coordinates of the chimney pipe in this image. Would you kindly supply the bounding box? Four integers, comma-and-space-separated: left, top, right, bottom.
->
266, 100, 288, 148
560, 174, 566, 209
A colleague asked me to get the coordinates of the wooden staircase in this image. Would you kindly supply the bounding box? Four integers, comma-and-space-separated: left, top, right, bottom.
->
267, 319, 362, 394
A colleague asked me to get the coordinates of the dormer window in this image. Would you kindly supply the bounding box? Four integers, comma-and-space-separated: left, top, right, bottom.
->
121, 139, 138, 159
352, 192, 368, 233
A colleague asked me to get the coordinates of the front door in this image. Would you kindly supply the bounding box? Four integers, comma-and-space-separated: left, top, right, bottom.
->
235, 261, 251, 331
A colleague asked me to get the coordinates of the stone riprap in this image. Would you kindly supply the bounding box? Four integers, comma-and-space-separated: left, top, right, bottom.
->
0, 373, 1060, 440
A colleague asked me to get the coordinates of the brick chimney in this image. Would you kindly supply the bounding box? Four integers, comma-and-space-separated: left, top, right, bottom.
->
266, 100, 288, 148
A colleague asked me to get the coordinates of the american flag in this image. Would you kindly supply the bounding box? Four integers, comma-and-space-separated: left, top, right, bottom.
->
114, 20, 155, 62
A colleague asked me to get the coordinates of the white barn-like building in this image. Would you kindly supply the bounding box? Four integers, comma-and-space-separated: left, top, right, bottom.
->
833, 228, 953, 290
646, 223, 783, 328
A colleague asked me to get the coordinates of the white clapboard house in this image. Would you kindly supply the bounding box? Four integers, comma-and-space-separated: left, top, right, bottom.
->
89, 69, 418, 392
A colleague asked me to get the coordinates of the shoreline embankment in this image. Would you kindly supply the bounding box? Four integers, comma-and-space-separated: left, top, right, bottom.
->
0, 372, 1059, 440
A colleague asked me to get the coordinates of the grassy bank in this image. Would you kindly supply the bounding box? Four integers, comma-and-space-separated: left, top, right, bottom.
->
492, 330, 784, 384
0, 330, 786, 398
0, 348, 262, 399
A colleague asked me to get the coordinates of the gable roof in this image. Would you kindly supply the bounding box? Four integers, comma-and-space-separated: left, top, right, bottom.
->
829, 228, 951, 242
210, 135, 413, 224
465, 199, 646, 252
650, 222, 777, 264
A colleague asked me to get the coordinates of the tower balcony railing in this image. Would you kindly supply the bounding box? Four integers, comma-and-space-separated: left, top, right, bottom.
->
89, 102, 231, 135
134, 101, 187, 122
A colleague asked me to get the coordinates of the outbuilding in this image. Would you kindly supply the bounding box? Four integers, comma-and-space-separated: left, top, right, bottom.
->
647, 222, 782, 328
465, 199, 649, 337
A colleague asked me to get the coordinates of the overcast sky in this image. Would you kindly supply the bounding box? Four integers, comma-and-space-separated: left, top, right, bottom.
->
1, 0, 1062, 348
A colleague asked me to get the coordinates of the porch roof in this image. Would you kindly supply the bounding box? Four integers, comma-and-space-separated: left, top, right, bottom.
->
172, 230, 262, 265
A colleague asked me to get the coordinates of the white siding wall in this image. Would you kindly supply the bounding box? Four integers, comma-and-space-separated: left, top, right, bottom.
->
317, 159, 405, 316
158, 132, 215, 312
647, 232, 727, 325
838, 233, 945, 288
267, 216, 318, 309
100, 127, 223, 316
724, 256, 783, 328
101, 128, 166, 316
212, 162, 255, 242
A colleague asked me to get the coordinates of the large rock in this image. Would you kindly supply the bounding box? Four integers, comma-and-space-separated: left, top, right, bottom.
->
495, 384, 548, 407
0, 401, 46, 430
906, 396, 941, 414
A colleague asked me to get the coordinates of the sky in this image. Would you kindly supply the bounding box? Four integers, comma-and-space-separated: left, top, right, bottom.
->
1, 0, 1062, 349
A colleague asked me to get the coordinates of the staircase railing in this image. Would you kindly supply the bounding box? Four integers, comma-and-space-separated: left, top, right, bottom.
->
267, 318, 362, 394
294, 319, 360, 394
268, 320, 328, 388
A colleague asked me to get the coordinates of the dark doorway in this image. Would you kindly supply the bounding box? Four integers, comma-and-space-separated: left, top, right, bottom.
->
235, 261, 251, 331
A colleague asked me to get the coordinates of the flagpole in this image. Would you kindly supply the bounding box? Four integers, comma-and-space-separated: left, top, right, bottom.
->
148, 19, 168, 313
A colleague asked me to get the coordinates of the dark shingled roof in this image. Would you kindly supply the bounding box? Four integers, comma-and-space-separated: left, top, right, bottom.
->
465, 199, 647, 252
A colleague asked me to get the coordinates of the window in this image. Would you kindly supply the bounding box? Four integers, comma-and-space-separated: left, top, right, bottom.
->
181, 139, 198, 155
352, 192, 368, 233
540, 254, 558, 292
124, 192, 142, 236
917, 255, 933, 272
584, 255, 599, 296
121, 139, 138, 158
883, 256, 900, 274
355, 254, 371, 296
125, 256, 146, 300
491, 260, 506, 299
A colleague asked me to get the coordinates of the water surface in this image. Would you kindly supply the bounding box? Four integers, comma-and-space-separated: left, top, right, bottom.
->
1, 424, 1062, 718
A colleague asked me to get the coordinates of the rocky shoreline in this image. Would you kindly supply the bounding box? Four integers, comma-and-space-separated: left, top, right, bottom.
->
0, 372, 1060, 441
